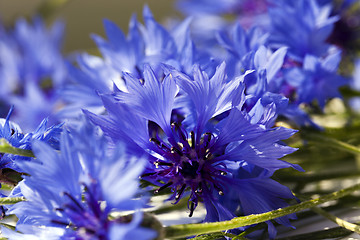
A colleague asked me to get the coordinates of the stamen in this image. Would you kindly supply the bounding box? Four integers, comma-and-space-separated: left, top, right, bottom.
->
204, 132, 212, 149
0, 206, 5, 219
149, 137, 161, 145
220, 171, 227, 176
81, 183, 101, 218
55, 207, 64, 212
155, 182, 173, 194
155, 161, 173, 166
51, 219, 70, 226
175, 184, 187, 200
205, 152, 213, 160
189, 201, 195, 217
141, 172, 157, 177
150, 138, 171, 151
172, 123, 188, 142
214, 184, 224, 196
63, 192, 84, 211
171, 146, 183, 156
195, 182, 203, 194
190, 131, 195, 149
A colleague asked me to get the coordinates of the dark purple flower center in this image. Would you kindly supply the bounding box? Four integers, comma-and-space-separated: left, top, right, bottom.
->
51, 183, 109, 239
146, 123, 227, 217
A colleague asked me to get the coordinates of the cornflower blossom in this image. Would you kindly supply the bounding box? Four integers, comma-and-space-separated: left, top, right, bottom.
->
216, 23, 269, 79
284, 51, 347, 109
348, 59, 360, 111
0, 107, 62, 173
85, 63, 303, 238
268, 0, 339, 61
3, 121, 156, 240
58, 54, 123, 120
92, 5, 207, 76
176, 0, 269, 28
217, 13, 346, 126
0, 17, 66, 131
60, 6, 212, 121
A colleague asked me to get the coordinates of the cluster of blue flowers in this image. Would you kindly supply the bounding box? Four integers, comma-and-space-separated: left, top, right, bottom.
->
0, 0, 359, 239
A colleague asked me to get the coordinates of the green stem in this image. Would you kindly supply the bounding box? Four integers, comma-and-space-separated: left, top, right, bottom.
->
0, 139, 35, 158
0, 197, 25, 205
165, 183, 360, 239
191, 232, 237, 240
276, 226, 352, 240
311, 206, 360, 234
303, 132, 360, 155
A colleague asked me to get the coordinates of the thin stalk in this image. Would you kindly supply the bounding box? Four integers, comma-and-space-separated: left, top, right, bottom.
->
0, 139, 35, 158
303, 132, 360, 155
311, 206, 360, 234
0, 197, 25, 205
276, 226, 352, 240
191, 232, 237, 240
165, 183, 360, 239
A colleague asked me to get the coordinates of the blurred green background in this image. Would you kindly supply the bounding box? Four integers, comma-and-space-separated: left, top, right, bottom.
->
0, 0, 178, 52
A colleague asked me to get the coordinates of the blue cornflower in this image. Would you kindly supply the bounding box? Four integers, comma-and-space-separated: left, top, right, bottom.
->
284, 51, 348, 108
216, 23, 269, 79
57, 54, 123, 121
4, 121, 156, 240
0, 107, 62, 172
85, 63, 302, 237
268, 0, 339, 61
346, 58, 360, 112
0, 17, 66, 131
176, 0, 270, 30
61, 6, 214, 121
218, 163, 297, 239
92, 5, 200, 76
176, 0, 268, 18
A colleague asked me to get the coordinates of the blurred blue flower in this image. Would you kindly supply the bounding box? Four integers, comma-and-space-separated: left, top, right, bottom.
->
57, 54, 123, 121
216, 23, 269, 79
284, 51, 347, 108
0, 17, 66, 131
268, 0, 339, 61
4, 121, 155, 240
92, 6, 202, 76
176, 0, 268, 24
61, 6, 214, 121
348, 59, 360, 111
85, 63, 302, 237
0, 107, 62, 172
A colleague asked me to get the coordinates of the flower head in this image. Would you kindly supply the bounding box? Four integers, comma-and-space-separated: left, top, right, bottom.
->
284, 51, 348, 108
0, 107, 62, 173
268, 0, 339, 60
85, 62, 301, 236
4, 120, 155, 240
0, 17, 66, 131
